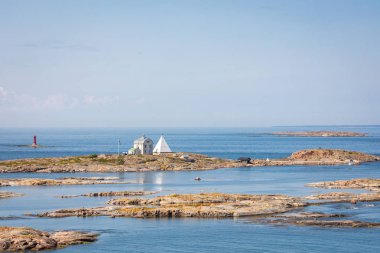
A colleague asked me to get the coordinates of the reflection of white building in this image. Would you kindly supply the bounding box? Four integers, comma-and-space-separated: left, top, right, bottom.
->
129, 135, 154, 155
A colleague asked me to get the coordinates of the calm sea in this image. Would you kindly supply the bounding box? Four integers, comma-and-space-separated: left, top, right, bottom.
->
0, 126, 380, 252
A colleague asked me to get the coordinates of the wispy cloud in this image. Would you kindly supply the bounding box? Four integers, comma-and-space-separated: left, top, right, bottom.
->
136, 97, 146, 105
0, 87, 7, 99
43, 94, 79, 109
20, 40, 99, 52
84, 95, 119, 105
0, 86, 119, 111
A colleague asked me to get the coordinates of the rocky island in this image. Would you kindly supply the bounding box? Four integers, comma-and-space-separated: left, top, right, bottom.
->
0, 153, 241, 173
251, 149, 379, 166
0, 226, 97, 251
36, 193, 307, 218
33, 186, 380, 227
273, 131, 367, 137
0, 149, 379, 173
0, 177, 128, 187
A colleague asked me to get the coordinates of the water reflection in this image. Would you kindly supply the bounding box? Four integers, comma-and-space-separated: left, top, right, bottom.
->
136, 172, 164, 192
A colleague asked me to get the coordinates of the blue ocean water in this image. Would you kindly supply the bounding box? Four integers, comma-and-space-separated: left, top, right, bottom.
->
1, 126, 380, 252
1, 126, 379, 160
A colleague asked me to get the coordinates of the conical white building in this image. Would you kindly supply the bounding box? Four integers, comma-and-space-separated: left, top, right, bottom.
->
153, 135, 172, 154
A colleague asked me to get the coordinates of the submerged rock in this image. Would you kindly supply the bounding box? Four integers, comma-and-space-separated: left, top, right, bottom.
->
0, 226, 97, 251
0, 191, 23, 199
254, 212, 380, 228
272, 212, 346, 219
263, 218, 380, 228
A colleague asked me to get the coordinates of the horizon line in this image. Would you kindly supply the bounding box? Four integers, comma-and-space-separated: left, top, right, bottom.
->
1, 125, 380, 129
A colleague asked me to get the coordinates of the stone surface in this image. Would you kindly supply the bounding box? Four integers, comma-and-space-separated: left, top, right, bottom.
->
273, 131, 367, 137
36, 193, 307, 218
0, 226, 97, 251
0, 177, 127, 187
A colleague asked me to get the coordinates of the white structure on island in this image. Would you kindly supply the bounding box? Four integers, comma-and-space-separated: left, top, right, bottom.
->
153, 135, 172, 154
128, 135, 154, 155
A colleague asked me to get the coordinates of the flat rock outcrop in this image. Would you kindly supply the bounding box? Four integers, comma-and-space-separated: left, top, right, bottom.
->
36, 193, 307, 218
306, 178, 380, 191
273, 131, 367, 137
0, 226, 97, 251
0, 177, 127, 187
0, 191, 23, 199
305, 178, 380, 204
262, 218, 380, 228
304, 192, 380, 204
59, 190, 157, 198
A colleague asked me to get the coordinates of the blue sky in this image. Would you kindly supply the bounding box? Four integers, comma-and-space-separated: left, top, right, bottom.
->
0, 0, 379, 127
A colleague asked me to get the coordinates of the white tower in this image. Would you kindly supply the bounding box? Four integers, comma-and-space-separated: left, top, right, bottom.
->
153, 135, 172, 154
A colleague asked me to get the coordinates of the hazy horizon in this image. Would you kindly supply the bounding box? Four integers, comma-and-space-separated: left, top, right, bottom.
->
1, 0, 379, 127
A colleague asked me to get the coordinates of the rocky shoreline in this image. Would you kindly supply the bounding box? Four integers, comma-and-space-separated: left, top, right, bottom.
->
273, 131, 367, 137
0, 149, 379, 173
0, 177, 128, 187
0, 226, 97, 251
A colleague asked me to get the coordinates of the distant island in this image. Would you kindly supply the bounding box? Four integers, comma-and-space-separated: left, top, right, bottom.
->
273, 131, 367, 137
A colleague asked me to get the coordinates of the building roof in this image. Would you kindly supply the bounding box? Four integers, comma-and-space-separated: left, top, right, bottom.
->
134, 135, 153, 144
